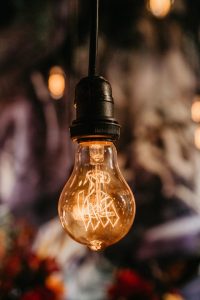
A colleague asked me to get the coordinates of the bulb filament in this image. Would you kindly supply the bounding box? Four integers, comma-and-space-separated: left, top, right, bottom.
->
77, 165, 119, 231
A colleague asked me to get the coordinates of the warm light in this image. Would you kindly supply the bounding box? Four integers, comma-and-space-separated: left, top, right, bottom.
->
48, 66, 66, 99
58, 141, 135, 251
191, 98, 200, 123
77, 167, 120, 231
194, 127, 200, 149
163, 294, 184, 300
148, 0, 172, 18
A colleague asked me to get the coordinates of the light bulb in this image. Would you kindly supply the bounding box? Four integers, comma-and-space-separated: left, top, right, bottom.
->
58, 141, 135, 251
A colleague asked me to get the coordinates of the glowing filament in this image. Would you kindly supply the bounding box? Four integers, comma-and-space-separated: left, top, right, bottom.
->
77, 168, 119, 231
77, 144, 119, 231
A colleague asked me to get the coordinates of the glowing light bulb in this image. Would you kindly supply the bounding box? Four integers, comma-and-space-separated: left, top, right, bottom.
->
58, 141, 135, 251
148, 0, 172, 18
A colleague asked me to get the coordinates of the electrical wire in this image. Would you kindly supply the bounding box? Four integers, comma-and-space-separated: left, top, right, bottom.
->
88, 0, 99, 77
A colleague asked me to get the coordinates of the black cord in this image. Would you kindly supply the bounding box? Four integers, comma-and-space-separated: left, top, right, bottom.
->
88, 0, 99, 77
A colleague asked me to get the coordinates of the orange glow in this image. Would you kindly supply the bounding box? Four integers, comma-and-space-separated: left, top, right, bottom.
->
148, 0, 172, 18
58, 141, 135, 251
194, 127, 200, 149
48, 66, 66, 100
191, 98, 200, 123
163, 294, 184, 300
46, 274, 64, 296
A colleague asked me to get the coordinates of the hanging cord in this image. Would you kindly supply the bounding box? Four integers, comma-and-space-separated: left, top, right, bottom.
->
88, 0, 99, 76
70, 0, 120, 141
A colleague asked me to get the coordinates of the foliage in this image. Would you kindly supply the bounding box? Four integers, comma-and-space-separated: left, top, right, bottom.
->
0, 207, 64, 300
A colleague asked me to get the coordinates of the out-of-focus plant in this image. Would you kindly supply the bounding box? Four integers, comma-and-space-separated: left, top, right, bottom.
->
107, 268, 185, 300
0, 206, 64, 300
108, 269, 158, 300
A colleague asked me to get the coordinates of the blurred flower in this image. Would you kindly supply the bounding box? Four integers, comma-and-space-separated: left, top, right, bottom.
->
4, 254, 21, 277
21, 287, 56, 300
15, 219, 35, 250
27, 253, 40, 271
0, 230, 6, 259
21, 290, 42, 300
46, 273, 65, 296
41, 257, 59, 273
108, 269, 158, 300
0, 206, 14, 261
0, 210, 64, 300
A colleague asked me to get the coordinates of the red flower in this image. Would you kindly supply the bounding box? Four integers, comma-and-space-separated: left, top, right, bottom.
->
21, 287, 56, 300
21, 290, 42, 300
0, 216, 63, 299
4, 254, 21, 278
15, 220, 35, 250
27, 253, 40, 270
0, 279, 12, 293
108, 269, 157, 300
41, 257, 59, 273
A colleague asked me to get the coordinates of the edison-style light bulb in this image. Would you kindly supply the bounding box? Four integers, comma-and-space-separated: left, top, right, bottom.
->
58, 75, 136, 250
58, 140, 135, 251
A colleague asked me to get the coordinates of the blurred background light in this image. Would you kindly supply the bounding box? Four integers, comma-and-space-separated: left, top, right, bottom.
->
191, 97, 200, 123
48, 66, 66, 100
148, 0, 173, 18
194, 127, 200, 149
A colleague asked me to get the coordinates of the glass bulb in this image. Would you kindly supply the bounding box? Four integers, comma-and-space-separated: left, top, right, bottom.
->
58, 141, 136, 251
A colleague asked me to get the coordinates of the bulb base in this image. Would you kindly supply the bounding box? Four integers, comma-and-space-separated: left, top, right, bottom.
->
70, 76, 120, 141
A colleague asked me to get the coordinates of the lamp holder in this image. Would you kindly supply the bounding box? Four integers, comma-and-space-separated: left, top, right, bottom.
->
70, 76, 120, 141
70, 0, 120, 142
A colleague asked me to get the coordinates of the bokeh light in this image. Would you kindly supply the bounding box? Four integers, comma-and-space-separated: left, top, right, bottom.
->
48, 66, 66, 100
194, 127, 200, 150
148, 0, 173, 18
191, 97, 200, 123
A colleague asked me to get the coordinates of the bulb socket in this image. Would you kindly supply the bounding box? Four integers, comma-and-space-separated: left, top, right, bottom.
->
70, 76, 120, 141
